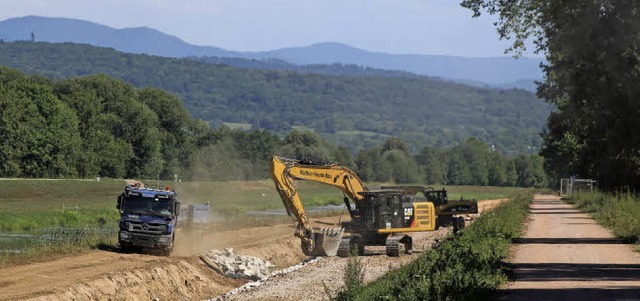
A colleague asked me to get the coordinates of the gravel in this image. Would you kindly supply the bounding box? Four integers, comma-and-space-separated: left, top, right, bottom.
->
213, 227, 452, 301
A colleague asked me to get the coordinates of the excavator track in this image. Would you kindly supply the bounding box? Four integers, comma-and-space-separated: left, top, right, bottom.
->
337, 238, 351, 257
337, 235, 364, 257
385, 235, 412, 257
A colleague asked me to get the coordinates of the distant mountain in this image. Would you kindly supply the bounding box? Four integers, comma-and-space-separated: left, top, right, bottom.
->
255, 42, 544, 85
0, 16, 544, 86
0, 15, 239, 57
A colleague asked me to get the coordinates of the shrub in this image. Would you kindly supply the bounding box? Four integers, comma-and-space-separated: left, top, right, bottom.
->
572, 191, 640, 243
333, 250, 366, 300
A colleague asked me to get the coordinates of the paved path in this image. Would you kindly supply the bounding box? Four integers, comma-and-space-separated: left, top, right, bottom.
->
500, 195, 640, 300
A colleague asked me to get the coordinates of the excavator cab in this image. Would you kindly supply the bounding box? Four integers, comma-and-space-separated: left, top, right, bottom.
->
422, 187, 449, 206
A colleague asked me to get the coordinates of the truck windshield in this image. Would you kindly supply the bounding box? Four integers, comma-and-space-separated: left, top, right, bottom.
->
124, 196, 173, 216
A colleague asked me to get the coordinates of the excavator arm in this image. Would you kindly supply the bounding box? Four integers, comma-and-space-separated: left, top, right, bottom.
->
270, 156, 367, 256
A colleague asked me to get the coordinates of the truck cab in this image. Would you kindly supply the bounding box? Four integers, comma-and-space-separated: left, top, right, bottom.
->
116, 184, 180, 256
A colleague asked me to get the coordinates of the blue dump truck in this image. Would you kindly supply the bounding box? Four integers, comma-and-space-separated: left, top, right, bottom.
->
116, 183, 181, 256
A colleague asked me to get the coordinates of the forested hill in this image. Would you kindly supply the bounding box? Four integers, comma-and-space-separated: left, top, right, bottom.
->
0, 42, 550, 155
0, 16, 543, 86
194, 56, 425, 79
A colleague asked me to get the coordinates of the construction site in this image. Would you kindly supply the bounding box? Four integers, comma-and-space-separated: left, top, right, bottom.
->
0, 198, 503, 301
1, 2, 640, 300
1, 158, 639, 300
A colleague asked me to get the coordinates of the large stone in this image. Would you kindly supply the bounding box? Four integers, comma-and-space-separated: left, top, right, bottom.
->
202, 248, 277, 280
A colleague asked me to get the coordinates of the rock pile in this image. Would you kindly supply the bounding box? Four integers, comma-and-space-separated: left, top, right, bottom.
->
201, 248, 276, 281
208, 257, 323, 301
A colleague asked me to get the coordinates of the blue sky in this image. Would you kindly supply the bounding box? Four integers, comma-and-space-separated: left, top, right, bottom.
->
0, 0, 540, 58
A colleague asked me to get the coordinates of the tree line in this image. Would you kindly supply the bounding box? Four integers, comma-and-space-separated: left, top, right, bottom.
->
195, 128, 546, 187
0, 67, 544, 186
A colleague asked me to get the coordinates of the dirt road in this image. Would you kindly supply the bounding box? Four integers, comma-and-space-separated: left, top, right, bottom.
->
0, 216, 334, 301
0, 199, 502, 301
500, 195, 640, 300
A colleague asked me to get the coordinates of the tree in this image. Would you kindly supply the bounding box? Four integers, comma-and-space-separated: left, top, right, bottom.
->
355, 147, 389, 182
57, 75, 165, 179
332, 145, 356, 170
229, 129, 281, 179
461, 0, 640, 190
187, 138, 247, 181
383, 149, 420, 183
382, 137, 411, 154
138, 88, 207, 179
455, 138, 490, 185
277, 130, 333, 163
379, 137, 420, 183
512, 154, 547, 188
446, 151, 472, 185
487, 152, 507, 186
0, 71, 82, 178
415, 146, 446, 184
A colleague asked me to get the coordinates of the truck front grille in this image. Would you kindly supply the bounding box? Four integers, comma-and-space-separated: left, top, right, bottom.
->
127, 222, 166, 234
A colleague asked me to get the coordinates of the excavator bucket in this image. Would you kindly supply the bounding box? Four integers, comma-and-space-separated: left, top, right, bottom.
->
307, 228, 344, 256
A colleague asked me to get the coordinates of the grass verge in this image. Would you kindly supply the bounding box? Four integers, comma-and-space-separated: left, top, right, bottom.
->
337, 191, 532, 301
0, 208, 118, 231
571, 191, 640, 243
0, 227, 117, 267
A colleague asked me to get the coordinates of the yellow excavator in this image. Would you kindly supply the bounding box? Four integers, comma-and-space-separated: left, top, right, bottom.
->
270, 156, 478, 257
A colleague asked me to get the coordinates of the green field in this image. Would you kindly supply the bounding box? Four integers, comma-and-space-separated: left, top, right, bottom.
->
0, 179, 122, 212
290, 125, 316, 132
0, 179, 526, 231
0, 179, 122, 231
436, 185, 525, 201
335, 130, 391, 138
222, 122, 253, 130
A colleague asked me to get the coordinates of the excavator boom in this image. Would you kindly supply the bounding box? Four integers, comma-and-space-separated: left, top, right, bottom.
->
270, 156, 360, 256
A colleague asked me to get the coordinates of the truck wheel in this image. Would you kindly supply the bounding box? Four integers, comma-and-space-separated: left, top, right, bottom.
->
164, 235, 175, 257
120, 244, 131, 253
